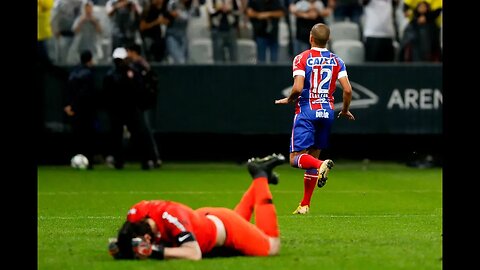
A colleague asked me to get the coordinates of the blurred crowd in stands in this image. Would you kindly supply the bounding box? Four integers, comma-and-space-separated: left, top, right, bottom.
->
38, 0, 442, 65
37, 0, 442, 168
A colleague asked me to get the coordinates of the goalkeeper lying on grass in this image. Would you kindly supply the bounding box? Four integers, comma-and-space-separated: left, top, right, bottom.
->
108, 153, 286, 260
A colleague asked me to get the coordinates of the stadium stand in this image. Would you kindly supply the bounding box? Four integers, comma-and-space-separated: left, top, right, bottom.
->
93, 4, 112, 64
187, 13, 211, 41
236, 39, 257, 64
278, 20, 291, 63
188, 38, 214, 64
331, 39, 365, 64
329, 21, 361, 42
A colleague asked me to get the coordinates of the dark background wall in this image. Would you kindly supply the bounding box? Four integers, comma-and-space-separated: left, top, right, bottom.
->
38, 63, 442, 165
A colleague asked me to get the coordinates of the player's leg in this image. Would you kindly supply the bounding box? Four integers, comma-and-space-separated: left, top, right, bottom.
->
290, 151, 334, 187
199, 207, 279, 256
234, 154, 285, 221
250, 175, 278, 239
292, 147, 333, 213
289, 116, 323, 170
291, 149, 321, 214
290, 116, 334, 214
233, 184, 255, 221
313, 118, 335, 188
248, 155, 284, 254
232, 154, 284, 255
216, 179, 280, 255
290, 117, 323, 214
291, 151, 317, 214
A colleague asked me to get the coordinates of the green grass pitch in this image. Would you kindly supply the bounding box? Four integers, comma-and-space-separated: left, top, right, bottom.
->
38, 160, 442, 270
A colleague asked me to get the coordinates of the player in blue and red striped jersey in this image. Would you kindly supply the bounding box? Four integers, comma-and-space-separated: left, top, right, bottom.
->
275, 23, 355, 215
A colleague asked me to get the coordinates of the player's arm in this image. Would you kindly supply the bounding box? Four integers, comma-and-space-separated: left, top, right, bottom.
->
337, 76, 355, 120
163, 239, 202, 260
140, 231, 201, 261
128, 232, 202, 260
275, 75, 304, 104
150, 208, 202, 261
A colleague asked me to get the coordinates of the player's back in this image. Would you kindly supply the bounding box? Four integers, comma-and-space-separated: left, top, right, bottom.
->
292, 47, 347, 116
130, 200, 217, 253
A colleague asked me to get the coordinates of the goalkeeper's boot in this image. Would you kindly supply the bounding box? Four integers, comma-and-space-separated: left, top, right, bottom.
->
247, 153, 286, 185
317, 159, 334, 188
292, 204, 310, 215
268, 172, 280, 185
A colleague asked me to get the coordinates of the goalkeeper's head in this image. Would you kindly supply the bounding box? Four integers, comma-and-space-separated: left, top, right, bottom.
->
109, 220, 154, 259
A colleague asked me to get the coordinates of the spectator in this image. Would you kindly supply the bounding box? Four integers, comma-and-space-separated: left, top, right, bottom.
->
139, 0, 170, 62
102, 47, 159, 170
64, 50, 99, 169
108, 154, 285, 260
237, 0, 251, 36
127, 43, 152, 71
246, 0, 285, 63
399, 0, 441, 62
329, 0, 363, 25
361, 0, 397, 62
38, 0, 56, 134
50, 0, 84, 64
106, 0, 143, 51
126, 43, 162, 168
206, 0, 242, 63
137, 0, 152, 9
38, 0, 55, 65
164, 0, 194, 64
290, 0, 332, 56
67, 0, 103, 64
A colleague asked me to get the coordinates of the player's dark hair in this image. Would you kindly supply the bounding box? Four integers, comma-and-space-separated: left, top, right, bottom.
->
115, 220, 154, 259
311, 23, 330, 47
80, 50, 93, 65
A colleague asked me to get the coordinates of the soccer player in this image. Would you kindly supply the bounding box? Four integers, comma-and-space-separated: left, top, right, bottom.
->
274, 23, 355, 214
108, 153, 286, 260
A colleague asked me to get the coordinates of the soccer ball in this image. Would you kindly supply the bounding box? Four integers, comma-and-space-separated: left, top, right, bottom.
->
71, 154, 89, 170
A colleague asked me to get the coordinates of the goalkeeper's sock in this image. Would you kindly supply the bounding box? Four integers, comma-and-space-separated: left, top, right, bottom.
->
300, 169, 318, 207
294, 154, 323, 170
233, 184, 255, 222
252, 177, 279, 237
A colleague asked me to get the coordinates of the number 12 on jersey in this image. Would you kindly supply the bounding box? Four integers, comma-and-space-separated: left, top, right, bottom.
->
311, 67, 332, 94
